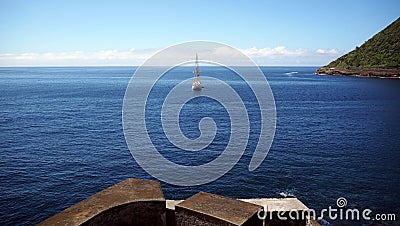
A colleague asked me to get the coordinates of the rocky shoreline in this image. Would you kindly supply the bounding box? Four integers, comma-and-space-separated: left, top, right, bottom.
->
315, 67, 400, 78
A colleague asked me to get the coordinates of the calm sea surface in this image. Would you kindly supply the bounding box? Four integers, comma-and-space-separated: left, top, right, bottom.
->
0, 67, 399, 225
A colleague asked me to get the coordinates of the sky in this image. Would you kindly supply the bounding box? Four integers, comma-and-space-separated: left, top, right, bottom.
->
0, 0, 399, 66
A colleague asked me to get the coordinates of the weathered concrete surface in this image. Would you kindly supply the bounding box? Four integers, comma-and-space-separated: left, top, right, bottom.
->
82, 201, 165, 226
38, 178, 165, 226
241, 198, 311, 226
39, 177, 319, 226
239, 198, 309, 212
168, 198, 319, 226
175, 192, 263, 226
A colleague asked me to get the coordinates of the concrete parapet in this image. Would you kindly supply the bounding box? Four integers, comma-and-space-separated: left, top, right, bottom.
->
241, 198, 310, 226
175, 192, 263, 226
39, 178, 319, 226
38, 178, 165, 226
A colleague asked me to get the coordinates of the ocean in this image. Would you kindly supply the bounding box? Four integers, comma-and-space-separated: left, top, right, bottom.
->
0, 66, 399, 225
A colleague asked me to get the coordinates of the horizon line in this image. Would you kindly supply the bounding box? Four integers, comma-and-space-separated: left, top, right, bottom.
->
0, 65, 322, 68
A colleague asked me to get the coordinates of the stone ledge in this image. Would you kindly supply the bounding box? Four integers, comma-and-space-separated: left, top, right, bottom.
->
169, 197, 319, 226
239, 198, 309, 212
175, 192, 263, 226
241, 198, 310, 226
38, 178, 165, 226
38, 178, 319, 226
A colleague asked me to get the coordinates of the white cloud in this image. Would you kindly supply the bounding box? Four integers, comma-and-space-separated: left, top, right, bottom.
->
0, 46, 342, 66
0, 49, 157, 66
239, 46, 341, 66
241, 46, 309, 57
240, 46, 340, 57
316, 48, 339, 54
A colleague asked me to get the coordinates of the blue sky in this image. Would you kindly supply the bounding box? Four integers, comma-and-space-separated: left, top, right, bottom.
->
0, 0, 399, 66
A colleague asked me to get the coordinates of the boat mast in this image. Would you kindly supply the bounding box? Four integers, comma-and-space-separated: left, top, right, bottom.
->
195, 53, 200, 81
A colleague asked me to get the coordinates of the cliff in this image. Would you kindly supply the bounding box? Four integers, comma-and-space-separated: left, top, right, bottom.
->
315, 17, 400, 78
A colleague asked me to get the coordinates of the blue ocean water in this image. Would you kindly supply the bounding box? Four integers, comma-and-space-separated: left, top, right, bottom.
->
0, 67, 399, 225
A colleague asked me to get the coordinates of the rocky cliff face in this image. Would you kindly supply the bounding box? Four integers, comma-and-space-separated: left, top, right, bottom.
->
315, 67, 399, 78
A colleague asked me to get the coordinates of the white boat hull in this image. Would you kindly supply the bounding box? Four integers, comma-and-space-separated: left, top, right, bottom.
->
192, 84, 202, 91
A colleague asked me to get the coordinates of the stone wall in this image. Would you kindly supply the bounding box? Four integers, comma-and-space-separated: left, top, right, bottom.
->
39, 178, 319, 226
81, 201, 165, 226
38, 178, 165, 226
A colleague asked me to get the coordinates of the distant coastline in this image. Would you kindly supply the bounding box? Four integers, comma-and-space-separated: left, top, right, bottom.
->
315, 67, 400, 79
315, 17, 400, 79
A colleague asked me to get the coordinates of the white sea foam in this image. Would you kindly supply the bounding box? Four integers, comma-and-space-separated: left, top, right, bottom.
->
278, 189, 296, 197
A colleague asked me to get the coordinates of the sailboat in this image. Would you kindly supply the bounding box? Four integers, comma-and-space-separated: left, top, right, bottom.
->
192, 53, 203, 91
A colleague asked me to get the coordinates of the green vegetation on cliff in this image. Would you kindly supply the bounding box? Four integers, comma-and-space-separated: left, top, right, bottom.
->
326, 17, 400, 69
